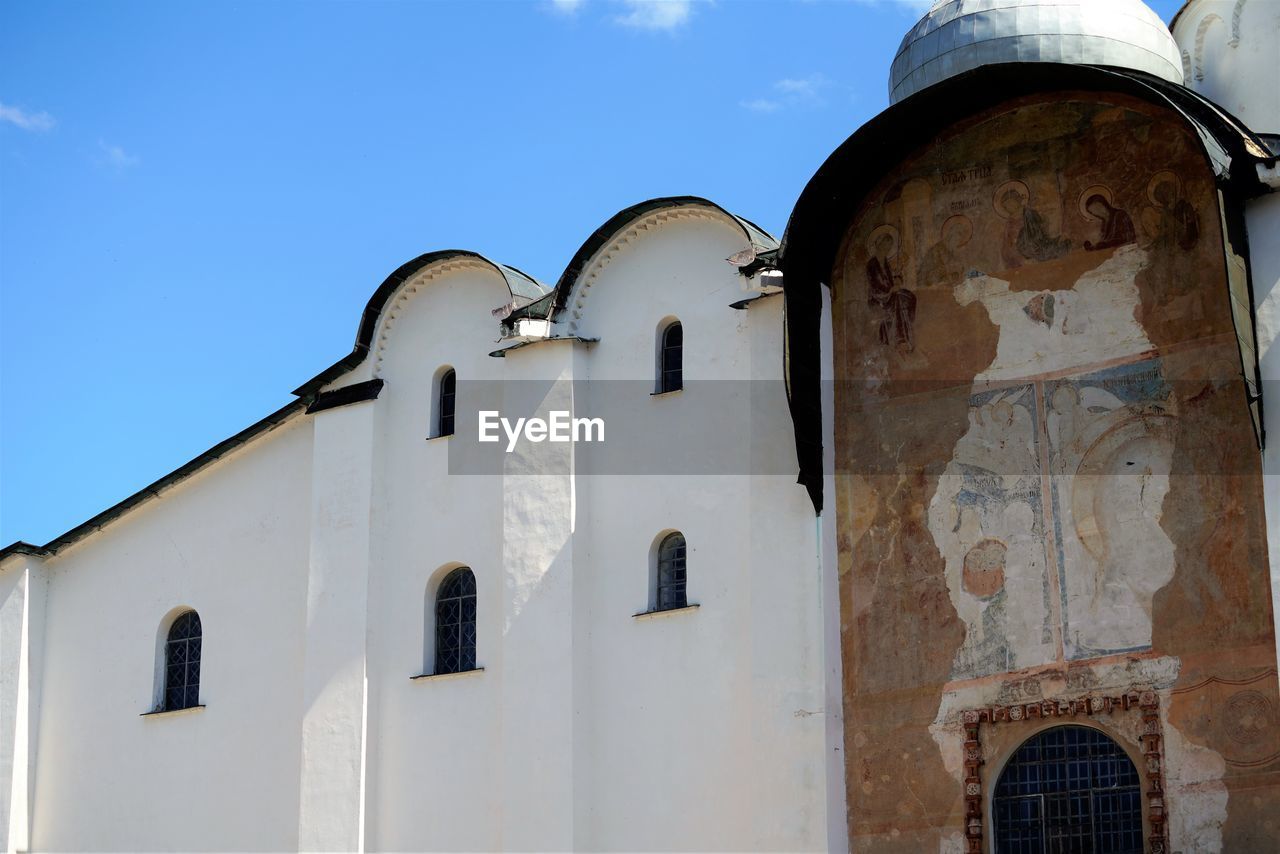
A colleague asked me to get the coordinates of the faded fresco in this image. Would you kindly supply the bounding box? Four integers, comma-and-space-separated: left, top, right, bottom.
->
832, 95, 1280, 852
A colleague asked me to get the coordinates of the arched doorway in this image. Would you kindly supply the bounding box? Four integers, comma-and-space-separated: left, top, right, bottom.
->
993, 725, 1142, 853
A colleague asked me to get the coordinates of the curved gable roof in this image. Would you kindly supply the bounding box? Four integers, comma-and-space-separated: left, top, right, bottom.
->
293, 250, 548, 396
510, 195, 778, 323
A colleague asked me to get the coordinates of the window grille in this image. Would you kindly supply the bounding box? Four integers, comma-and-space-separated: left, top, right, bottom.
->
656, 533, 687, 610
993, 725, 1142, 854
435, 567, 476, 674
660, 322, 682, 393
163, 610, 202, 711
438, 368, 456, 437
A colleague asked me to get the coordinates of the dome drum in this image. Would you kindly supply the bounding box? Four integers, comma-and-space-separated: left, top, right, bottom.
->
890, 0, 1186, 104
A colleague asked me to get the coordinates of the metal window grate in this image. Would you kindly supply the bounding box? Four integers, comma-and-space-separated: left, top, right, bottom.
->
656, 533, 687, 611
438, 369, 456, 437
660, 322, 682, 393
163, 610, 202, 711
435, 567, 476, 674
993, 725, 1142, 854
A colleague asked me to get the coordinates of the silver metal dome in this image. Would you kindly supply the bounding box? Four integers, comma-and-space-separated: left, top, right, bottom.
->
889, 0, 1184, 104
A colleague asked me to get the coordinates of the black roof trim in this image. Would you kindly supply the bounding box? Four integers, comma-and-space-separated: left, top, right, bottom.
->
488, 336, 599, 358
777, 62, 1276, 514
508, 196, 778, 324
305, 378, 385, 414
506, 290, 557, 323
0, 541, 46, 559
0, 397, 309, 563
738, 247, 780, 278
729, 292, 781, 311
292, 250, 548, 397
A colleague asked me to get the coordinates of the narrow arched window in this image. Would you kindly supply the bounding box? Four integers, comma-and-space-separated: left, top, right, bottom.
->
163, 610, 202, 711
658, 321, 682, 393
437, 368, 456, 437
994, 726, 1142, 853
656, 533, 687, 610
435, 567, 476, 674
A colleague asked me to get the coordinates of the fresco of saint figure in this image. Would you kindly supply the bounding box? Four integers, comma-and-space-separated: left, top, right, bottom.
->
995, 179, 1072, 268
1141, 170, 1203, 311
1079, 185, 1136, 251
865, 224, 916, 352
1142, 170, 1200, 252
917, 214, 973, 289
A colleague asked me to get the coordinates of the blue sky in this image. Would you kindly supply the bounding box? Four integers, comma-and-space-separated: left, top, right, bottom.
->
1, 0, 1185, 545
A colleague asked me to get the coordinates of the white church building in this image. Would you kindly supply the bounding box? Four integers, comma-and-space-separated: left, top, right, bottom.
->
1, 203, 835, 852
2, 2, 1279, 852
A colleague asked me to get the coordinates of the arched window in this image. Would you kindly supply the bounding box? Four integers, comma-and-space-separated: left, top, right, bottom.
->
435, 567, 477, 674
436, 367, 456, 437
655, 532, 687, 611
163, 610, 202, 711
994, 726, 1142, 853
658, 321, 682, 393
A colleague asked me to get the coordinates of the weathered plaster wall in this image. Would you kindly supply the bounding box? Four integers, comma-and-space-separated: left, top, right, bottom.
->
831, 93, 1280, 852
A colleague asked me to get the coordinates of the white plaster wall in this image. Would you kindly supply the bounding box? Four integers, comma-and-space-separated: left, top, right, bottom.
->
0, 555, 46, 854
495, 341, 578, 851
1172, 0, 1280, 133
13, 209, 830, 853
568, 213, 827, 851
363, 264, 508, 852
1247, 192, 1280, 676
297, 399, 377, 852
364, 212, 827, 850
27, 413, 314, 852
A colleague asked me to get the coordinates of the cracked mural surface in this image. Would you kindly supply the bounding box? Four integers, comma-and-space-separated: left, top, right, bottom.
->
832, 95, 1280, 852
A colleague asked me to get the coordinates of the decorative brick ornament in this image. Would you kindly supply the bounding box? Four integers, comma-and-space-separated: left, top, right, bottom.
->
958, 690, 1168, 854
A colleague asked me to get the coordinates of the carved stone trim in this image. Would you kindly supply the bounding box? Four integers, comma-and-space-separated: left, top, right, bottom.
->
959, 690, 1168, 854
371, 258, 493, 376
562, 207, 739, 336
1230, 0, 1247, 47
1193, 13, 1224, 81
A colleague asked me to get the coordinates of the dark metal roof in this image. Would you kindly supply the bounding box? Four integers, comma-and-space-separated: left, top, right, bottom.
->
777, 62, 1277, 513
